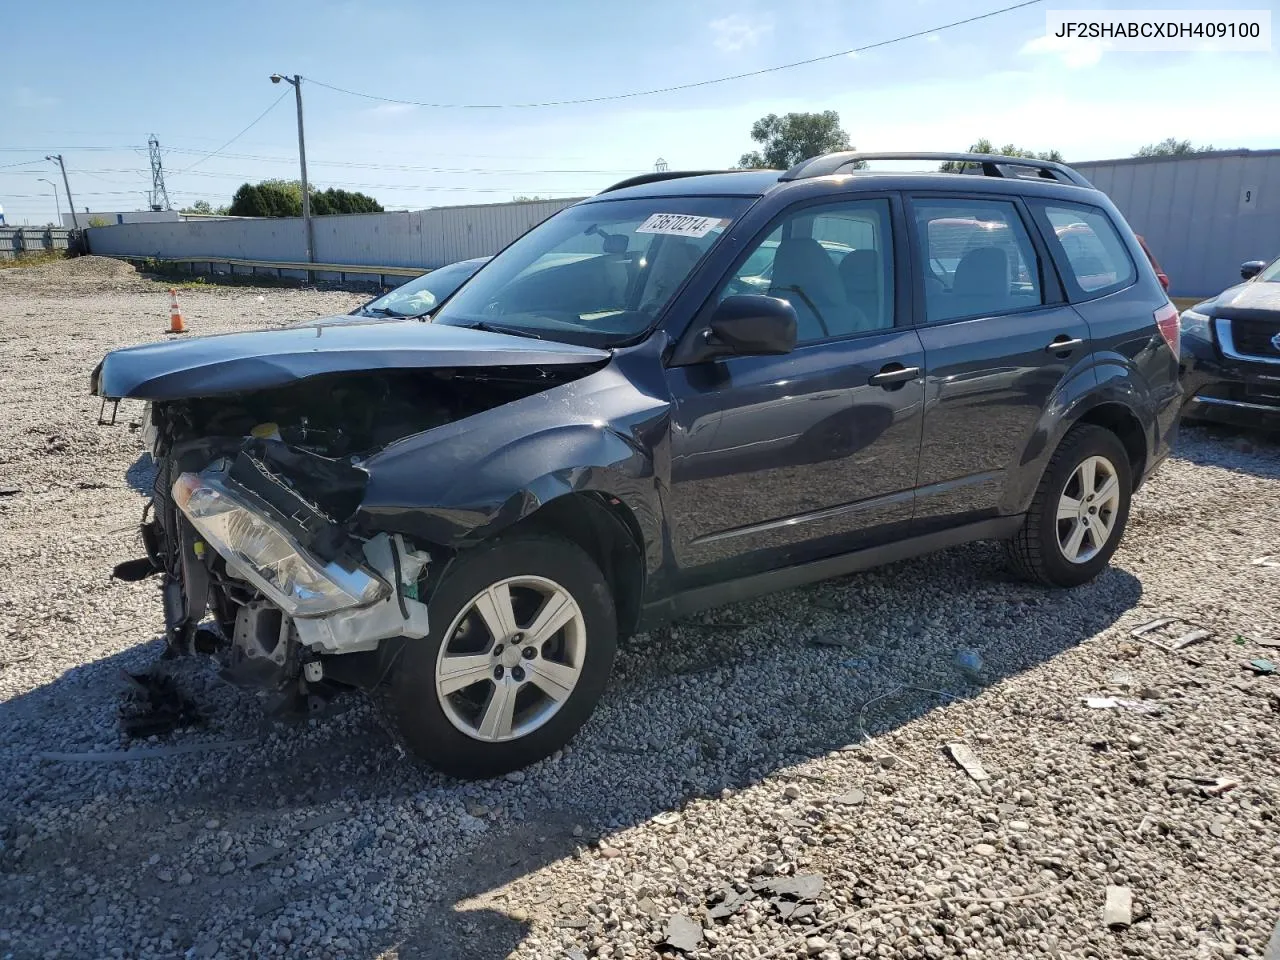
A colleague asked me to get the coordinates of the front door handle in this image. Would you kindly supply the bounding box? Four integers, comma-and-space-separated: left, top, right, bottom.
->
1044, 335, 1084, 353
868, 364, 921, 387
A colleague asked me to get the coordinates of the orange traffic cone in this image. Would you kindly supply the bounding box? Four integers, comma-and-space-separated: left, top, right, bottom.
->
168, 289, 186, 334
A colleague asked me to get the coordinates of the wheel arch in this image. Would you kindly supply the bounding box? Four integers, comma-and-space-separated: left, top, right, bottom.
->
1072, 401, 1148, 490
500, 491, 647, 641
1004, 388, 1151, 516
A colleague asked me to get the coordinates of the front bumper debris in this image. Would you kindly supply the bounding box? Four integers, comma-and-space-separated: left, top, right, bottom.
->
172, 458, 431, 658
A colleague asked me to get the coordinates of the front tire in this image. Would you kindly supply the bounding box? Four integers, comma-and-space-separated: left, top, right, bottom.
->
1008, 424, 1132, 587
392, 534, 616, 779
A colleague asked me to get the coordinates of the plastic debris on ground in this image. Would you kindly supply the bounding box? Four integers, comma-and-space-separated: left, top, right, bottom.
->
1131, 616, 1211, 652
1170, 774, 1241, 797
1246, 658, 1277, 675
118, 669, 203, 738
707, 873, 826, 923
954, 648, 983, 679
1104, 885, 1133, 929
661, 912, 703, 953
944, 742, 990, 781
1084, 696, 1162, 714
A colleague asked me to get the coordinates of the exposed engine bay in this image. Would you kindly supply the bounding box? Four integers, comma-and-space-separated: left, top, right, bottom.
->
117, 363, 595, 714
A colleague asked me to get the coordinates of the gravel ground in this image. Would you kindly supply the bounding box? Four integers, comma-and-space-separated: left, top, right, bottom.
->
1, 259, 1278, 960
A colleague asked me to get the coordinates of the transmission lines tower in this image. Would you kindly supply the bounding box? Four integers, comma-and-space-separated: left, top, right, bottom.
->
148, 135, 172, 211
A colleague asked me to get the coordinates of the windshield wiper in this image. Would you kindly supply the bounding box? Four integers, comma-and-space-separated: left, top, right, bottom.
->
464, 320, 545, 340
361, 306, 400, 317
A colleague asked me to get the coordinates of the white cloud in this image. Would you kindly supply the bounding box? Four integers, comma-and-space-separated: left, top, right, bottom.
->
709, 13, 774, 53
7, 86, 59, 110
1020, 32, 1106, 69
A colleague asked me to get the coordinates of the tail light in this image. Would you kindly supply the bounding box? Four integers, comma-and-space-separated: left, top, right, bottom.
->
1154, 302, 1179, 355
1156, 272, 1169, 291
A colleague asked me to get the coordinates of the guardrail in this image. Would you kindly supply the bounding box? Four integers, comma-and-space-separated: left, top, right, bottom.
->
117, 255, 426, 285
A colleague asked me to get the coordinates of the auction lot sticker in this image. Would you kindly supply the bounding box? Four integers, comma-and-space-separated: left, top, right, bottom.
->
636, 214, 726, 238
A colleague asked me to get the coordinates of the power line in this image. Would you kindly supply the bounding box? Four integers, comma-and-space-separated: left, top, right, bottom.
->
160, 147, 639, 175
304, 0, 1043, 109
176, 90, 291, 173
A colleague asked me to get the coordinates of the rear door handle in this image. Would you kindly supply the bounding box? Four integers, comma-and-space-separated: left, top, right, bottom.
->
868, 364, 921, 387
1044, 336, 1084, 353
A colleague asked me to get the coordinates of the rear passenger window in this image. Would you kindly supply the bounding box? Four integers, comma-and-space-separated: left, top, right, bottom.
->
720, 199, 895, 344
1039, 204, 1137, 298
911, 199, 1044, 323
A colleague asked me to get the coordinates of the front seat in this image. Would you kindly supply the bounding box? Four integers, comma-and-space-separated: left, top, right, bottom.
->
951, 246, 1009, 317
769, 238, 848, 340
838, 250, 884, 330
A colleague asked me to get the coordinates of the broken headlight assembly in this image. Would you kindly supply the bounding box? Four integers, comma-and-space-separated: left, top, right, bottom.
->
172, 467, 388, 617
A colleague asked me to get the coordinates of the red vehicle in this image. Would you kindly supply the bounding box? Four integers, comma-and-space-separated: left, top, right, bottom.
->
1137, 235, 1169, 291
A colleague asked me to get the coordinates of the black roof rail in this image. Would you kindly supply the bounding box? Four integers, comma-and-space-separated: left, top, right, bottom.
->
779, 152, 1093, 188
598, 169, 771, 194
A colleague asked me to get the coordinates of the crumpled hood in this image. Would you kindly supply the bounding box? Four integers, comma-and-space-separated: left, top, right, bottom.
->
1208, 280, 1280, 319
284, 312, 402, 329
92, 320, 609, 401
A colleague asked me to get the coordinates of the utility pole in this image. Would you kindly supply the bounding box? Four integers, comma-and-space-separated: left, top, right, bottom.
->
45, 155, 79, 230
270, 73, 313, 266
37, 178, 61, 227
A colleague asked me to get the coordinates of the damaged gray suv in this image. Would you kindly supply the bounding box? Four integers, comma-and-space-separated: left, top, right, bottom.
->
94, 153, 1181, 778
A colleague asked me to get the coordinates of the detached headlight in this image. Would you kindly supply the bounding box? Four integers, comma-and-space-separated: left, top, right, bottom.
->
172, 469, 387, 617
1180, 309, 1212, 341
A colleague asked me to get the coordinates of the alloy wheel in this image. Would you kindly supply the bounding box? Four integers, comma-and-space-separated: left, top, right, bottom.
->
434, 576, 586, 742
1056, 454, 1122, 564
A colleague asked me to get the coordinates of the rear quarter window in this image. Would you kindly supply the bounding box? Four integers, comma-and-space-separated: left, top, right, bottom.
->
1036, 203, 1137, 300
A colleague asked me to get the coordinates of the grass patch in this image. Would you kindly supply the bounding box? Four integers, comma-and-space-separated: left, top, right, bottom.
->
0, 251, 67, 270
1171, 296, 1206, 312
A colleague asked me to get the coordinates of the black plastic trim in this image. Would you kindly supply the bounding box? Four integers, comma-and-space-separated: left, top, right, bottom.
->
638, 516, 1023, 628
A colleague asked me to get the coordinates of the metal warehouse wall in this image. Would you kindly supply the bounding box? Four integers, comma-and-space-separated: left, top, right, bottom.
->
1073, 150, 1280, 299
85, 198, 580, 269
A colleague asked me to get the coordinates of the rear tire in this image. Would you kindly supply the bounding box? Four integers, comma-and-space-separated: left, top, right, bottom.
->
1008, 424, 1132, 587
392, 533, 616, 779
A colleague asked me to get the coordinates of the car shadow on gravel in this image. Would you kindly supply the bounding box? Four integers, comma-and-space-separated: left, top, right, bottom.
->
125, 451, 157, 495
1175, 423, 1280, 477
0, 541, 1144, 960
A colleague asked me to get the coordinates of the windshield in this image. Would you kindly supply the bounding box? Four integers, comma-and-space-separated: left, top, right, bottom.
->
433, 196, 753, 346
1260, 257, 1280, 282
360, 259, 487, 317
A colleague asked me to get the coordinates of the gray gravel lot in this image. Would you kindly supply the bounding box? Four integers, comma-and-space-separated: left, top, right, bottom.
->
1, 258, 1278, 960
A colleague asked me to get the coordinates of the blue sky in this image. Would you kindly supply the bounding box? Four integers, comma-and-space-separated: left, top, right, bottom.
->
2, 0, 1277, 223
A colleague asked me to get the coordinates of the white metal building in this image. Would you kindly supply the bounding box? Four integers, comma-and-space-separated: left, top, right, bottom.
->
1072, 150, 1280, 298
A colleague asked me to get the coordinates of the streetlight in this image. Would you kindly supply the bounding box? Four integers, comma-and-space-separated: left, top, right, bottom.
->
45, 155, 80, 230
270, 73, 313, 267
37, 178, 61, 227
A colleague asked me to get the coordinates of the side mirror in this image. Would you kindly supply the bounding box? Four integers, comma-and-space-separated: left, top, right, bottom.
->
1241, 260, 1267, 281
702, 295, 797, 359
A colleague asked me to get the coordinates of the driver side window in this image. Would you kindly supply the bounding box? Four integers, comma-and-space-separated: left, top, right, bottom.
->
720, 199, 895, 344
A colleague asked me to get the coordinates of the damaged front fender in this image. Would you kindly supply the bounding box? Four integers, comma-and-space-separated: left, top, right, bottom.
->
354, 350, 671, 558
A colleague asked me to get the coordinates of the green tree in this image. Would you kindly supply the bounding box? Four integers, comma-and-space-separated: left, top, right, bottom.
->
311, 188, 384, 215
179, 199, 229, 216
738, 111, 859, 170
227, 180, 383, 217
940, 139, 1064, 172
228, 183, 273, 217
1134, 138, 1215, 157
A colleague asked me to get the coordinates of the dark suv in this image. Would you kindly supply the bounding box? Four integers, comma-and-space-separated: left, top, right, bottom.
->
1180, 254, 1280, 427
94, 152, 1181, 778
